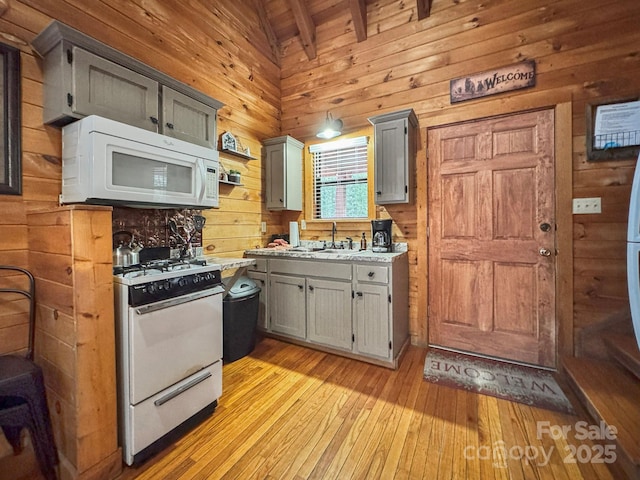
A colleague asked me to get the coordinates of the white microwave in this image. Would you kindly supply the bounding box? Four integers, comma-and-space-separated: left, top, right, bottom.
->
61, 115, 219, 209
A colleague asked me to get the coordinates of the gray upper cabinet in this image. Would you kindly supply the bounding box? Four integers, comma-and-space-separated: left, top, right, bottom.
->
162, 86, 217, 149
70, 46, 159, 131
32, 21, 222, 148
368, 109, 418, 204
263, 135, 304, 211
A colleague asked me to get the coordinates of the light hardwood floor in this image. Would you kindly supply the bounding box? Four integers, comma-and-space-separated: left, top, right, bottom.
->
5, 337, 619, 479
116, 338, 616, 480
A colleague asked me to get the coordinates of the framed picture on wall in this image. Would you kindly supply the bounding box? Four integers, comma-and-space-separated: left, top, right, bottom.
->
0, 42, 20, 195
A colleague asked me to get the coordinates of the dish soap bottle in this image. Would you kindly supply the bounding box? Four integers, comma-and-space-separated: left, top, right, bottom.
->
360, 232, 367, 251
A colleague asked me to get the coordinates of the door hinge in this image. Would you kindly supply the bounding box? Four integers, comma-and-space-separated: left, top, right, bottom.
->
352, 334, 355, 343
389, 341, 392, 350
404, 126, 408, 134
426, 226, 430, 238
405, 185, 408, 194
66, 49, 73, 64
351, 290, 355, 299
388, 294, 392, 303
67, 93, 73, 107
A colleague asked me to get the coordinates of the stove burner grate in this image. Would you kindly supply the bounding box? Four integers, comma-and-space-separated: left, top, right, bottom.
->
113, 258, 208, 277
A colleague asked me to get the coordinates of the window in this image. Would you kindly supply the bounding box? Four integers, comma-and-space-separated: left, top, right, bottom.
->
310, 136, 369, 219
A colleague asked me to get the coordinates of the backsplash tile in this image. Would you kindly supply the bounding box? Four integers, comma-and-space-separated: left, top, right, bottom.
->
112, 207, 203, 248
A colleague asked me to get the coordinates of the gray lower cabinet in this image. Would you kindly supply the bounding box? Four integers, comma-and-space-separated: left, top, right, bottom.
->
269, 274, 306, 339
248, 271, 268, 330
353, 283, 390, 359
248, 254, 409, 368
307, 278, 352, 351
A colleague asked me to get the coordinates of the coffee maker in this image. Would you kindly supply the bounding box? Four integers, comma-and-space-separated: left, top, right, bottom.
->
371, 219, 393, 252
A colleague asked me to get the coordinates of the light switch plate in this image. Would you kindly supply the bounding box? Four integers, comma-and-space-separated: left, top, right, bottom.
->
261, 222, 267, 233
573, 197, 602, 214
301, 220, 307, 230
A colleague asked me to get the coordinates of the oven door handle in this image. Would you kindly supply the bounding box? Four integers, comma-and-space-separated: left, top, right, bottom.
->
154, 370, 213, 407
134, 285, 225, 315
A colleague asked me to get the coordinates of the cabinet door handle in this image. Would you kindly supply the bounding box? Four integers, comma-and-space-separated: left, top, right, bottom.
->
376, 191, 382, 195
150, 116, 159, 125
298, 284, 304, 290
309, 285, 314, 292
356, 291, 363, 297
368, 271, 375, 278
166, 122, 175, 129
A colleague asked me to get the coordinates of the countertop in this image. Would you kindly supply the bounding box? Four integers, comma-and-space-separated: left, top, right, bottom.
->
203, 256, 256, 271
244, 247, 406, 264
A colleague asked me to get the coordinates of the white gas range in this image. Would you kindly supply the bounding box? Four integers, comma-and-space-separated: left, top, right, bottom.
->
113, 258, 224, 466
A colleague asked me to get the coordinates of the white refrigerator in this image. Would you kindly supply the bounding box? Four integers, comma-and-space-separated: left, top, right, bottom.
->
626, 153, 640, 349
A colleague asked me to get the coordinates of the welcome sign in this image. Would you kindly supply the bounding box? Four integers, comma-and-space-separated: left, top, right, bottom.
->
450, 60, 536, 103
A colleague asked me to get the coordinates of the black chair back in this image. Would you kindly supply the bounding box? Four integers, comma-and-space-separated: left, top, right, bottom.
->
0, 265, 36, 360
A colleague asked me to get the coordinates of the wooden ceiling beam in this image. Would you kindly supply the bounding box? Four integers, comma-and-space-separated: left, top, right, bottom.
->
416, 0, 432, 20
253, 0, 281, 65
287, 0, 317, 60
349, 0, 367, 42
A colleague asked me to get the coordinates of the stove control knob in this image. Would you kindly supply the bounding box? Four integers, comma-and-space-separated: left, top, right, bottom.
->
193, 275, 200, 284
178, 278, 187, 287
147, 283, 156, 294
164, 280, 171, 290
204, 273, 213, 281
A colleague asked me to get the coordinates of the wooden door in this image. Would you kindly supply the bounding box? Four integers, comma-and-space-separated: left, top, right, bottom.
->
428, 109, 556, 367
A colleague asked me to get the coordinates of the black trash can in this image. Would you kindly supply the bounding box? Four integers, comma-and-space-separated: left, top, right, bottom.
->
222, 276, 261, 363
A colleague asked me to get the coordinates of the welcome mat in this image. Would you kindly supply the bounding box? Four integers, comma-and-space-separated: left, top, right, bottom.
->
423, 349, 575, 415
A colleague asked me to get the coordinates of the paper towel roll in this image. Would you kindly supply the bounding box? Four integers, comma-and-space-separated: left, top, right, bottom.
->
289, 221, 300, 247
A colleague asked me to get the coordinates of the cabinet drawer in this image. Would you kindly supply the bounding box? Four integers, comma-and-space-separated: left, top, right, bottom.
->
355, 265, 389, 284
248, 258, 268, 273
270, 258, 351, 280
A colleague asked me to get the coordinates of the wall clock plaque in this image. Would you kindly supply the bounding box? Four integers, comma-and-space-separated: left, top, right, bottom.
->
221, 132, 237, 152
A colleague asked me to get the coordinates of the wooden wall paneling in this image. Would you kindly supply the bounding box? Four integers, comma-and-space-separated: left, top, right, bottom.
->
20, 0, 281, 136
27, 206, 119, 480
71, 208, 117, 473
281, 0, 637, 136
555, 101, 574, 360
279, 0, 640, 350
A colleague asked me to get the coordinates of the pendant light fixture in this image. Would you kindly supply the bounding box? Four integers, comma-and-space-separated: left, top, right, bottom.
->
316, 111, 343, 139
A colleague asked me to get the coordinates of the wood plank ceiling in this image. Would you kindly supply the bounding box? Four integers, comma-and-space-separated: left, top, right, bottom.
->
256, 0, 432, 63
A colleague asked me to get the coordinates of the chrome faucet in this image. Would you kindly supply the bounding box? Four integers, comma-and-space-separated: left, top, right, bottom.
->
331, 222, 337, 248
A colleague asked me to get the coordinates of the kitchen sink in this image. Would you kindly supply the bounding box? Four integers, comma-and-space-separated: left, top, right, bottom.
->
313, 248, 350, 254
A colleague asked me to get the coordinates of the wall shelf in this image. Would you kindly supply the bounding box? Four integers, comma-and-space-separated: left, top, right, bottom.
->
219, 179, 243, 186
220, 148, 257, 160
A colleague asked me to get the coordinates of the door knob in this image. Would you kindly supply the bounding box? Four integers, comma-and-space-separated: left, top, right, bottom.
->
539, 248, 552, 257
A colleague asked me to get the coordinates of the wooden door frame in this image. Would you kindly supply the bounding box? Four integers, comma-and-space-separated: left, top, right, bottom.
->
417, 100, 573, 367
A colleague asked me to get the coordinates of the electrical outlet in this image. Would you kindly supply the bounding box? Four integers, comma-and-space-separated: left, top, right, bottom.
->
301, 220, 307, 230
572, 197, 602, 214
261, 222, 267, 233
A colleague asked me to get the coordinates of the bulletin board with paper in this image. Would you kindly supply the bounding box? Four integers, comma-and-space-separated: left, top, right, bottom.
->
587, 97, 640, 161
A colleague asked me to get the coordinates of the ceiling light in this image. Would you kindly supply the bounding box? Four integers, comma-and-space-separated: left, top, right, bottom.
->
316, 112, 343, 139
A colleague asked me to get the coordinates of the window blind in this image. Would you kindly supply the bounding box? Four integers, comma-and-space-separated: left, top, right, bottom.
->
310, 136, 368, 219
